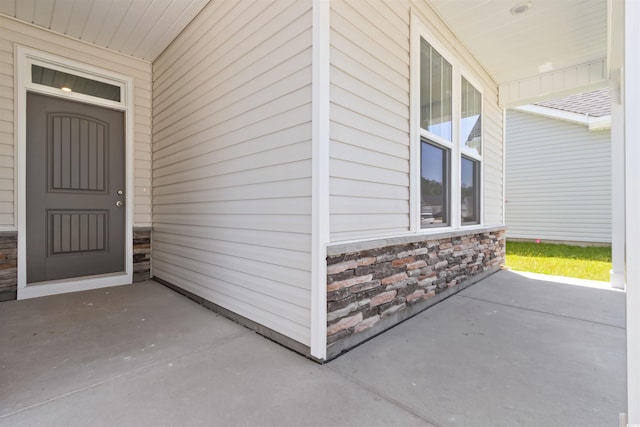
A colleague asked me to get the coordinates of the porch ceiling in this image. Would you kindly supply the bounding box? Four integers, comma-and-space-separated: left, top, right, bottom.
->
428, 0, 609, 106
0, 0, 210, 62
0, 0, 608, 105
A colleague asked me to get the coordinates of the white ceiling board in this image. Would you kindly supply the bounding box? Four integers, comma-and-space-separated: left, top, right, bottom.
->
0, 0, 607, 89
428, 0, 608, 85
0, 0, 210, 62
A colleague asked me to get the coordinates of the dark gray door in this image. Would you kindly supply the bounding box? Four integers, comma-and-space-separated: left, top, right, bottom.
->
26, 92, 125, 283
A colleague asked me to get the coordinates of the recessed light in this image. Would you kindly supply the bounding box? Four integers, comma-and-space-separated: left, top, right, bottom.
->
510, 1, 532, 15
61, 86, 72, 92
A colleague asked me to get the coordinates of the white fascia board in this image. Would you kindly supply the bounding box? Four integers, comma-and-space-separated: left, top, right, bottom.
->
513, 104, 611, 131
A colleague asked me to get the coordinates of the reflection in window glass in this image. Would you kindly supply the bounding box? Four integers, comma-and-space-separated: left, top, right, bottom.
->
461, 77, 481, 156
461, 156, 480, 224
421, 140, 449, 227
32, 65, 121, 102
420, 38, 452, 141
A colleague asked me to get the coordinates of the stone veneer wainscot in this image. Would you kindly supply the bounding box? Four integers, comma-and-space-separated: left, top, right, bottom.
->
326, 227, 506, 359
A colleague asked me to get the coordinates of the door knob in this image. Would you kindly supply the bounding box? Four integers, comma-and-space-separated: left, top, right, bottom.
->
116, 200, 124, 208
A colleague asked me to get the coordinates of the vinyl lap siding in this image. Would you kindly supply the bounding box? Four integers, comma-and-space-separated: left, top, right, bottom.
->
152, 0, 313, 345
329, 0, 410, 240
505, 110, 611, 243
0, 37, 13, 228
483, 97, 504, 226
329, 0, 504, 241
0, 15, 153, 229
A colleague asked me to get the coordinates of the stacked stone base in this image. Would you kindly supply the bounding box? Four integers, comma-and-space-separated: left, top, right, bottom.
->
133, 227, 151, 282
326, 227, 505, 359
0, 232, 17, 302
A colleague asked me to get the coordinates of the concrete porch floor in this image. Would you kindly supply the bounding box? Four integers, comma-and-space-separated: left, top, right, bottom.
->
0, 270, 625, 427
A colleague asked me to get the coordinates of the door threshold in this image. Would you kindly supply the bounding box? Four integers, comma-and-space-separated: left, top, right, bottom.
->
18, 272, 131, 300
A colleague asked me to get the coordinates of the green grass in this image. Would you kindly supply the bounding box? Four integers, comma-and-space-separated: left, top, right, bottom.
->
505, 241, 612, 282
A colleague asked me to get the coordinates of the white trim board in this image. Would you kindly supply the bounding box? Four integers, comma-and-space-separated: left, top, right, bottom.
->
16, 47, 135, 299
310, 0, 330, 360
514, 104, 611, 131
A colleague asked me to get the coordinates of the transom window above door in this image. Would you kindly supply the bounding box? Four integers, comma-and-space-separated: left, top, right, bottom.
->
22, 50, 128, 109
32, 65, 121, 102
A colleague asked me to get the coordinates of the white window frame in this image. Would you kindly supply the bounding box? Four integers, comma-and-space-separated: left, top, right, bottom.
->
16, 46, 135, 299
410, 13, 484, 232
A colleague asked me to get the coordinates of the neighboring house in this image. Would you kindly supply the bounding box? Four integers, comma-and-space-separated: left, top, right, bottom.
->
505, 89, 612, 245
0, 0, 631, 367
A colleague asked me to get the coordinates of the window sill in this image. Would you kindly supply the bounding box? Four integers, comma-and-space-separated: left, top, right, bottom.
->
327, 225, 506, 256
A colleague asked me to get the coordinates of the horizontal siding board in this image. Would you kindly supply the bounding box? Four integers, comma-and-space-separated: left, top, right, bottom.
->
154, 213, 310, 234
332, 214, 410, 234
154, 140, 310, 184
153, 242, 310, 293
153, 161, 312, 195
154, 179, 311, 204
153, 224, 311, 253
330, 121, 408, 159
153, 121, 309, 169
331, 141, 407, 172
505, 109, 611, 243
153, 197, 311, 216
152, 0, 312, 346
330, 177, 409, 200
154, 231, 311, 271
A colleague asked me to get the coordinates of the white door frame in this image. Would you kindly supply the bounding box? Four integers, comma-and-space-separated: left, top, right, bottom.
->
16, 47, 135, 299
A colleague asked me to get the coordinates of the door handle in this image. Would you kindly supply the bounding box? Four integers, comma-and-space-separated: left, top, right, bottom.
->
116, 200, 124, 208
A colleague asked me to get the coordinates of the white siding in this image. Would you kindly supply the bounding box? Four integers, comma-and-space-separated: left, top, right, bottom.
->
152, 0, 313, 345
505, 109, 611, 243
328, 0, 504, 241
0, 15, 152, 229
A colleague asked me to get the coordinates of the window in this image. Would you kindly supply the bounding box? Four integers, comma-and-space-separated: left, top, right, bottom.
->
420, 38, 452, 141
32, 65, 121, 102
413, 26, 483, 230
421, 141, 449, 226
461, 156, 480, 224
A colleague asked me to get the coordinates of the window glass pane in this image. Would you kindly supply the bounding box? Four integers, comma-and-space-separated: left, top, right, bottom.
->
461, 77, 481, 156
420, 38, 452, 140
421, 140, 449, 227
461, 156, 480, 224
32, 65, 121, 102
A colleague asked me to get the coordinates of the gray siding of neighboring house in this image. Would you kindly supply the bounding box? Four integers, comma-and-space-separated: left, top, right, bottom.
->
151, 0, 313, 346
505, 109, 611, 243
328, 0, 504, 242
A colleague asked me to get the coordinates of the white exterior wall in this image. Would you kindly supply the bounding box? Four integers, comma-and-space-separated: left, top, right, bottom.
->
152, 0, 313, 345
0, 15, 152, 229
505, 109, 611, 243
328, 0, 504, 241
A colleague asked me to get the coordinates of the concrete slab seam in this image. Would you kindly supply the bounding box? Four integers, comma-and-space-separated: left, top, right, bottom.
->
458, 294, 625, 330
323, 364, 444, 427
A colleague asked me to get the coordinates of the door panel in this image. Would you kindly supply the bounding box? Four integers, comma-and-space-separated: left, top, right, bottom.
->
27, 92, 125, 283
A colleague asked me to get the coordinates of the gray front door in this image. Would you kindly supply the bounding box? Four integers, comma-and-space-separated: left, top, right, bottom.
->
26, 92, 125, 283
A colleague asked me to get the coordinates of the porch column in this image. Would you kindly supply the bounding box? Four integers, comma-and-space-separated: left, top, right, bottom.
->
625, 0, 640, 423
610, 72, 624, 290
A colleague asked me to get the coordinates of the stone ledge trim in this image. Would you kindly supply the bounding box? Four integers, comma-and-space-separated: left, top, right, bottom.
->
327, 225, 506, 256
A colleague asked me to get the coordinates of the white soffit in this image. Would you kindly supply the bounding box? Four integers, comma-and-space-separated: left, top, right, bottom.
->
428, 0, 608, 106
0, 0, 210, 62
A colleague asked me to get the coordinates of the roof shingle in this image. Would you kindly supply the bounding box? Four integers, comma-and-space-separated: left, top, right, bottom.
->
536, 88, 611, 117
